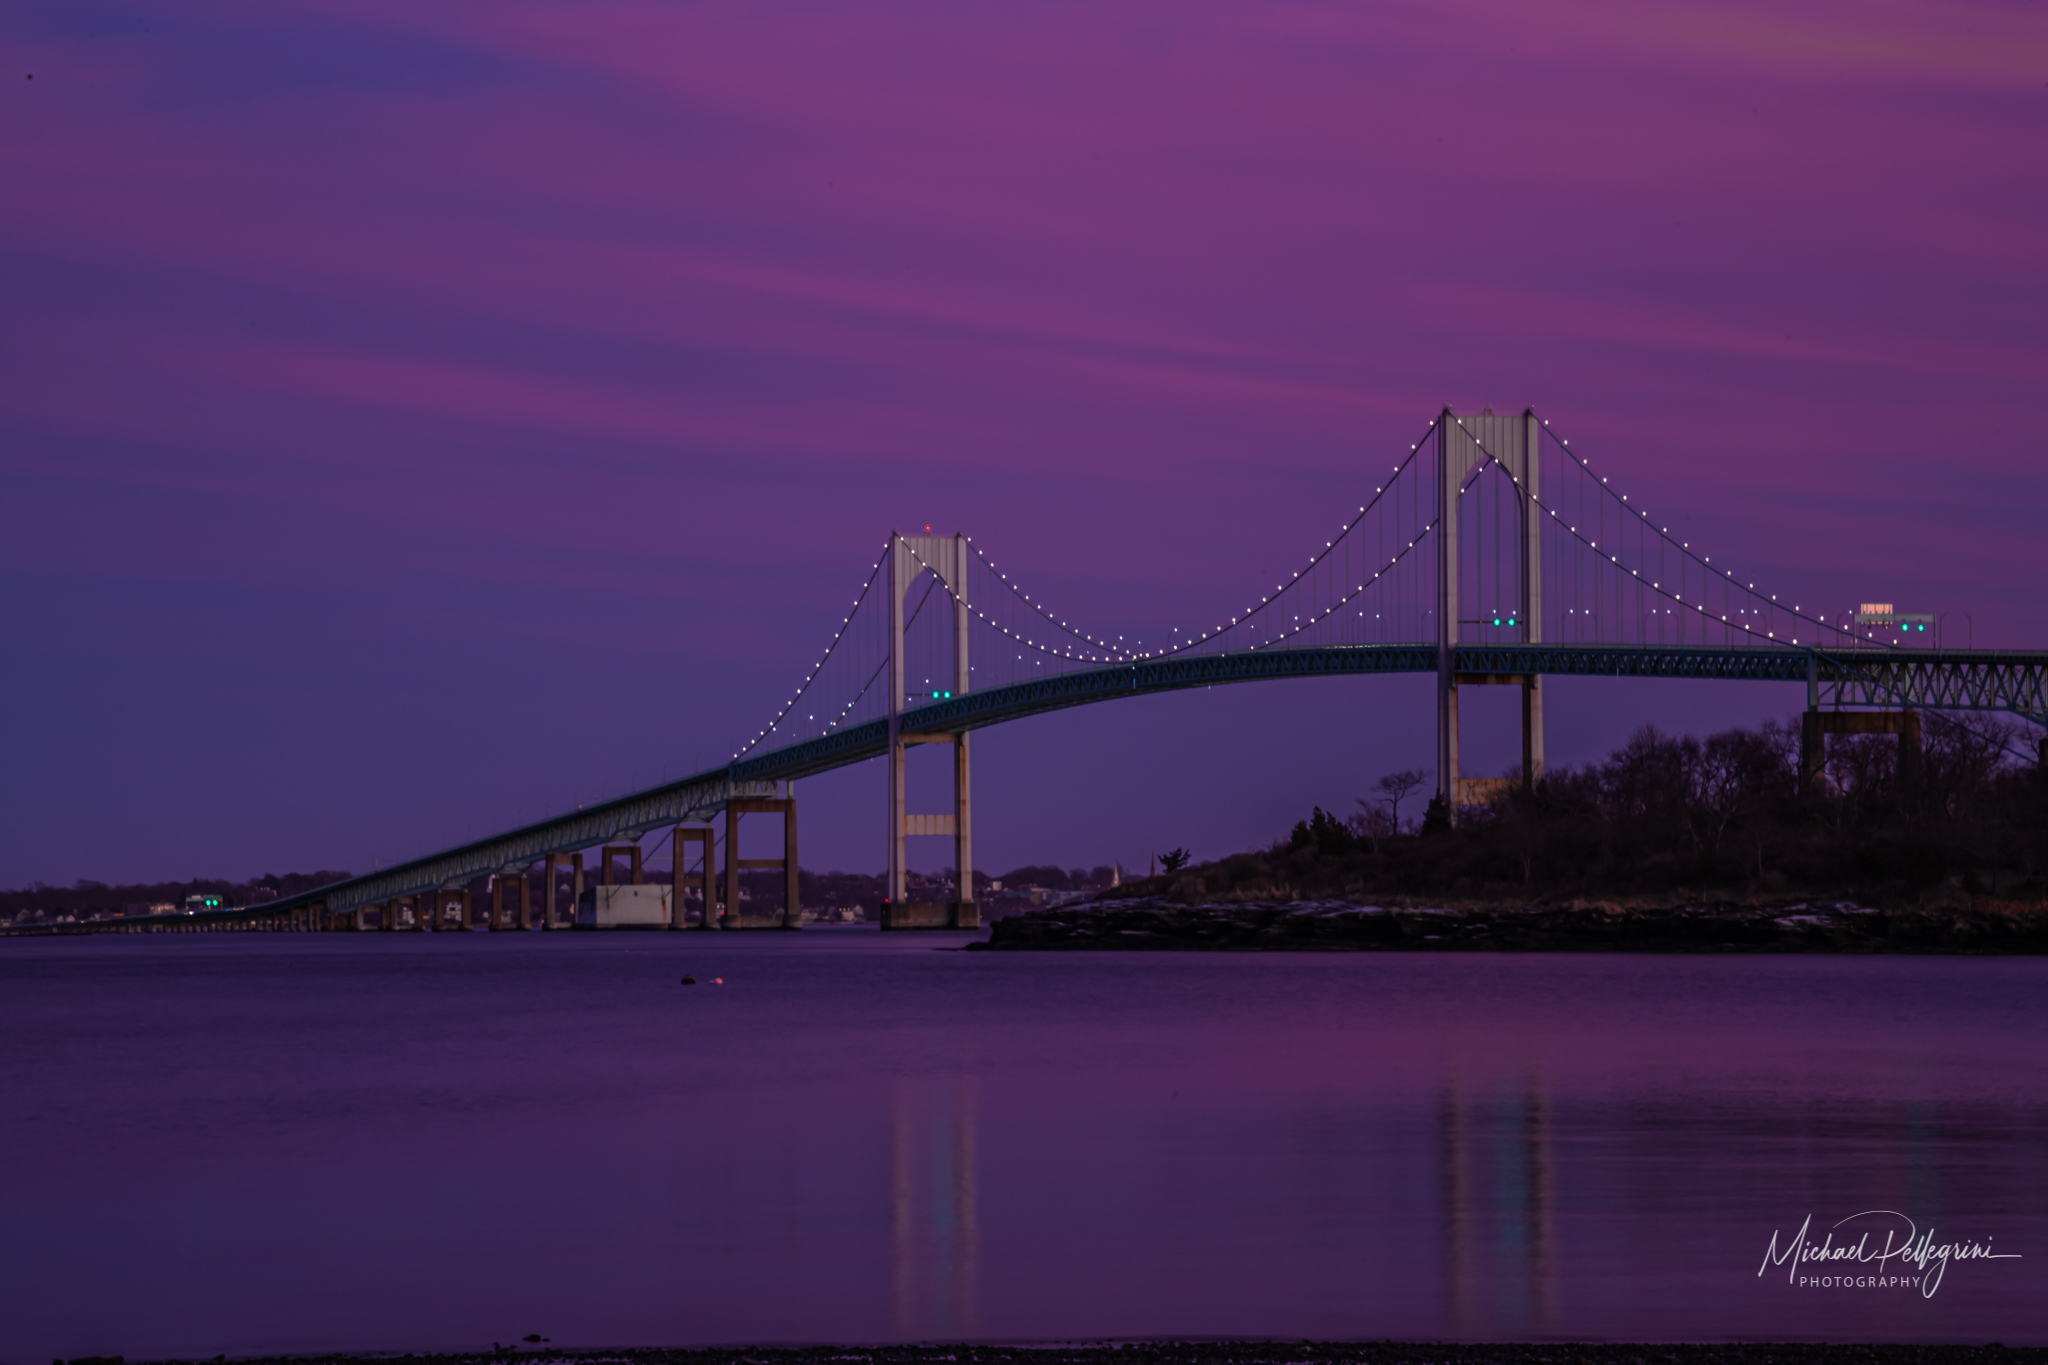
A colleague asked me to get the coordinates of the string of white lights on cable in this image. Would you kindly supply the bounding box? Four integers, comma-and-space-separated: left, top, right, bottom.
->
733, 572, 948, 758
948, 416, 1444, 665
1125, 415, 1443, 660
1452, 413, 1874, 650
965, 540, 1140, 660
1237, 516, 1442, 649
1529, 416, 1866, 644
739, 416, 1445, 763
733, 411, 1873, 767
730, 543, 889, 761
903, 543, 1135, 665
913, 464, 1458, 663
1232, 452, 1521, 651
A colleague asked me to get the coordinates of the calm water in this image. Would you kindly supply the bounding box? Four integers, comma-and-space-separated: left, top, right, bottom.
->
1, 932, 2043, 1359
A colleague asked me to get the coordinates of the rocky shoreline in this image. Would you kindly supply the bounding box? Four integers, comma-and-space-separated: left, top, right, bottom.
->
971, 897, 2048, 953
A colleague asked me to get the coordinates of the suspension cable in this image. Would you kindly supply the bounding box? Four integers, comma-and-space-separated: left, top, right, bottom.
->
1451, 415, 1875, 651
1526, 415, 1860, 647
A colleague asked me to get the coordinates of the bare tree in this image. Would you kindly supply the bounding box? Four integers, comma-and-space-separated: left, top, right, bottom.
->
1370, 768, 1427, 832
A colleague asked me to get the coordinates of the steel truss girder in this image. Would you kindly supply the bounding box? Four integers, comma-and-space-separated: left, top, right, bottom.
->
1456, 643, 1816, 681
1461, 645, 2048, 722
1814, 650, 2048, 726
250, 643, 2046, 921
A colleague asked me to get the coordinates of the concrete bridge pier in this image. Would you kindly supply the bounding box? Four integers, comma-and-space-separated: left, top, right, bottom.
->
1447, 672, 1545, 807
1801, 708, 1922, 797
533, 854, 586, 928
539, 854, 571, 929
882, 734, 976, 928
673, 825, 714, 928
493, 874, 528, 930
724, 797, 800, 928
425, 890, 467, 931
600, 843, 644, 886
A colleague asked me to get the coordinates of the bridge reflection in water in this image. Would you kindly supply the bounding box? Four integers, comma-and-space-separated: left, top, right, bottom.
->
890, 1076, 979, 1338
1441, 1068, 1556, 1337
5, 945, 2043, 1355
872, 1054, 1566, 1339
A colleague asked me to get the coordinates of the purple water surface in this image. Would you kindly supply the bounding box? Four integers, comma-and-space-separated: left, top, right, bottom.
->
1, 932, 2043, 1359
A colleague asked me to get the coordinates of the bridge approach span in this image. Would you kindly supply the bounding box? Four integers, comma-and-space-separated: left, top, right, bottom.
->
217, 642, 2046, 921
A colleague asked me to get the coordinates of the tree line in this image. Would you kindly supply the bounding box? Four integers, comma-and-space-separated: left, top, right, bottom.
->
1233, 712, 2046, 901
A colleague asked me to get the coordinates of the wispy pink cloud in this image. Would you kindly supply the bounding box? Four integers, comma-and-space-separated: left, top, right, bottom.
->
4, 0, 2045, 882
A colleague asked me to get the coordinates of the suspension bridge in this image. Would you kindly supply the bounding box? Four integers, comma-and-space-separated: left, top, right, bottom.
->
38, 407, 2048, 936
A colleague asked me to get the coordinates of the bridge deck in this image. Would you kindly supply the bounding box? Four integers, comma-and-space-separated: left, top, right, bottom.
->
117, 644, 2048, 922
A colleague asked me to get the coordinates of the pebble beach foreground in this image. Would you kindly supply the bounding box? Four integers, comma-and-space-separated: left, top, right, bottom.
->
105, 1342, 2048, 1365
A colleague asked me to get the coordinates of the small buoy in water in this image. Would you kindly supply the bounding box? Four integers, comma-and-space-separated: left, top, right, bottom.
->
713, 976, 724, 984
680, 975, 696, 985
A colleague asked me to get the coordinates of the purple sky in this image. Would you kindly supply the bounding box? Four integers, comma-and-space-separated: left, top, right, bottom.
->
5, 0, 2046, 886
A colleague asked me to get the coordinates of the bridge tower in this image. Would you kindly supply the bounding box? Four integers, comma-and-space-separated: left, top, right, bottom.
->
883, 531, 977, 928
1437, 408, 1545, 823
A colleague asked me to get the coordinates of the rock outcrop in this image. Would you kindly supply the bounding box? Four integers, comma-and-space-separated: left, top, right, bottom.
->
972, 897, 2048, 953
